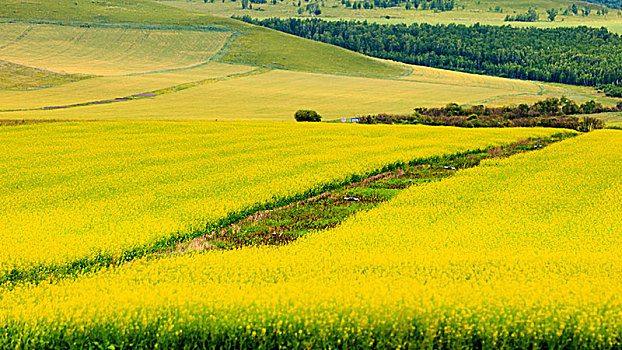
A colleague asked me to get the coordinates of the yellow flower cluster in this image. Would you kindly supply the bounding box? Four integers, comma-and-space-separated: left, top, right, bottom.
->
0, 121, 556, 280
0, 127, 618, 347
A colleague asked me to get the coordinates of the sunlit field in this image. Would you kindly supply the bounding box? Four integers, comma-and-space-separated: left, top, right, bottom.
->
0, 130, 618, 348
0, 121, 559, 282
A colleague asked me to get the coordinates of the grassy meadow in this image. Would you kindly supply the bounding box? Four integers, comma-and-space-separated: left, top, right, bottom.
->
0, 23, 232, 75
0, 130, 619, 348
0, 59, 88, 90
0, 65, 614, 121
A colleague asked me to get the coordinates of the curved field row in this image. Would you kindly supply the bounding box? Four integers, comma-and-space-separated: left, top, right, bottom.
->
0, 69, 543, 120
0, 130, 618, 348
0, 23, 231, 75
0, 59, 87, 90
0, 62, 254, 110
0, 67, 611, 121
0, 121, 560, 283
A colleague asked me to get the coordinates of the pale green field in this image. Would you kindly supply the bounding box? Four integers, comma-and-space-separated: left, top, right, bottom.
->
1, 65, 615, 120
584, 112, 622, 126
0, 62, 254, 110
0, 59, 87, 90
0, 0, 617, 121
0, 23, 232, 75
0, 0, 407, 79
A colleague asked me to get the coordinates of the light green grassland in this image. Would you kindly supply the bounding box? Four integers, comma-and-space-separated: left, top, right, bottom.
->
1, 66, 615, 120
0, 0, 618, 121
0, 24, 232, 75
0, 63, 254, 110
0, 59, 88, 90
584, 112, 622, 126
0, 0, 406, 78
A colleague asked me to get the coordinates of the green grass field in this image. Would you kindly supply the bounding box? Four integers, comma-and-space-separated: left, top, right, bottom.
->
1, 67, 615, 121
0, 59, 87, 90
0, 23, 232, 75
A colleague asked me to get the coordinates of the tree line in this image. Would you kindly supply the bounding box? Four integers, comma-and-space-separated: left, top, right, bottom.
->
235, 16, 622, 87
582, 0, 622, 9
340, 0, 453, 10
357, 98, 612, 132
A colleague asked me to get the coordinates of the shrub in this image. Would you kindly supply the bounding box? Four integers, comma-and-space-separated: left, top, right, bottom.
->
578, 116, 605, 132
294, 110, 322, 122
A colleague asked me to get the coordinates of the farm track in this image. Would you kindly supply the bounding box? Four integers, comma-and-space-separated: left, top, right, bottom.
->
0, 67, 271, 113
0, 131, 575, 288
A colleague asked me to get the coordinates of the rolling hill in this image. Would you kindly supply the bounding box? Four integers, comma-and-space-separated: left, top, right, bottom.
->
0, 0, 617, 121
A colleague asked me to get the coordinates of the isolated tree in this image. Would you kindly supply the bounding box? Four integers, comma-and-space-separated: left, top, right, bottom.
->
306, 2, 321, 15
571, 3, 578, 15
547, 8, 558, 21
295, 110, 322, 122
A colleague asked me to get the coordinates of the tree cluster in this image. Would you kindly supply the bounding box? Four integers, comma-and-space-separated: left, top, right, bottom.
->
340, 0, 453, 10
504, 8, 539, 22
597, 82, 622, 97
236, 16, 622, 86
357, 98, 612, 132
295, 110, 322, 122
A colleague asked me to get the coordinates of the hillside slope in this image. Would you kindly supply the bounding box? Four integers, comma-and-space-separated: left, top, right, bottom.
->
0, 0, 406, 78
0, 59, 87, 90
0, 0, 614, 120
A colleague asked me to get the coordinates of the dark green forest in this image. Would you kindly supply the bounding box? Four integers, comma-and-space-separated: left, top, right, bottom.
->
341, 0, 454, 10
236, 16, 622, 87
583, 0, 622, 9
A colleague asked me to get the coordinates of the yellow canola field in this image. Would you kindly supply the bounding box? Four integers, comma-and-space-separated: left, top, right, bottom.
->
0, 130, 618, 348
0, 121, 558, 281
0, 23, 231, 75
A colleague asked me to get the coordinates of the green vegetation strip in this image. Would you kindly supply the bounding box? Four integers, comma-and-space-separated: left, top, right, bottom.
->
355, 98, 613, 131
0, 132, 574, 288
168, 132, 575, 254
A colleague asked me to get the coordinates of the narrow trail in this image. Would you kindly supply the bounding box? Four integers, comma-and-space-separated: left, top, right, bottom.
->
0, 131, 576, 288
